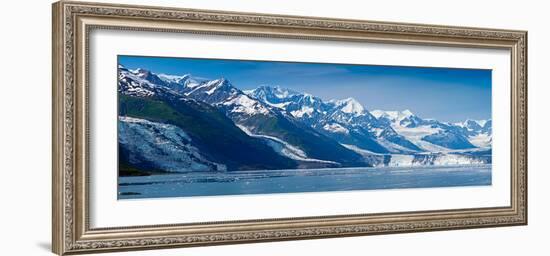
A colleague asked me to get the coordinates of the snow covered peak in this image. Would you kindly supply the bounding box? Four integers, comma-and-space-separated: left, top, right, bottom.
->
222, 94, 270, 116
246, 85, 325, 114
249, 85, 300, 101
204, 78, 234, 95
118, 66, 178, 98
401, 109, 414, 117
371, 109, 416, 122
371, 109, 426, 129
157, 73, 191, 84
456, 119, 489, 127
465, 119, 482, 128
135, 68, 151, 76
272, 85, 299, 99
476, 120, 488, 127
180, 77, 240, 102
370, 110, 386, 119
206, 78, 228, 87
458, 119, 489, 132
336, 98, 365, 115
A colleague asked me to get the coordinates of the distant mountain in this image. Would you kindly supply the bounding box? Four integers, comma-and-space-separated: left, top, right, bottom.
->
248, 86, 421, 154
117, 65, 492, 174
372, 110, 491, 150
454, 119, 492, 148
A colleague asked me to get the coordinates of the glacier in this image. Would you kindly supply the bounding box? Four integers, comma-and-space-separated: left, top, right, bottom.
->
118, 116, 226, 172
236, 124, 339, 165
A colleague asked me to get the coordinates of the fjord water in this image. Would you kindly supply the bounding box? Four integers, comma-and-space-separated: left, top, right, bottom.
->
118, 164, 491, 199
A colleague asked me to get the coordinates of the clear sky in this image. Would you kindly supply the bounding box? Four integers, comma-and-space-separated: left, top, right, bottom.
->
119, 55, 492, 123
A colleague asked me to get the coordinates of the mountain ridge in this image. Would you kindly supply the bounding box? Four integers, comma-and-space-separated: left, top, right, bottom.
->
117, 65, 492, 174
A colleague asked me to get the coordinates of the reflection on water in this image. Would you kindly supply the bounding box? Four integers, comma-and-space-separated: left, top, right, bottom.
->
118, 164, 491, 199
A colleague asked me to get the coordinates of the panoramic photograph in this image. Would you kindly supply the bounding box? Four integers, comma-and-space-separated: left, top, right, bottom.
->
117, 55, 492, 199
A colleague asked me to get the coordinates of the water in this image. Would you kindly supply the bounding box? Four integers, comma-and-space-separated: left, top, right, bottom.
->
118, 164, 491, 199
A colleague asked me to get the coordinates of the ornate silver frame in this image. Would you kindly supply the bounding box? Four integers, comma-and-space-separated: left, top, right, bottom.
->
52, 1, 527, 255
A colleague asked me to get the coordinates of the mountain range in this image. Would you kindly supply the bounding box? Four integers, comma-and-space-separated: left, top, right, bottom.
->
117, 65, 492, 175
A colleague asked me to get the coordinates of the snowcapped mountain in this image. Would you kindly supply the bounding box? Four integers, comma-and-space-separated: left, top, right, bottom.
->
454, 119, 492, 148
165, 78, 364, 166
372, 109, 491, 151
372, 109, 424, 128
247, 85, 329, 124
119, 66, 365, 170
118, 67, 307, 173
248, 86, 421, 154
156, 73, 191, 85
461, 119, 484, 131
118, 65, 179, 98
454, 119, 492, 137
481, 120, 492, 134
333, 98, 365, 115
323, 101, 422, 153
178, 78, 276, 121
117, 64, 492, 173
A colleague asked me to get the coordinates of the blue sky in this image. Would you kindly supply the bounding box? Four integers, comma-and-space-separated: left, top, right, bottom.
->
119, 55, 492, 122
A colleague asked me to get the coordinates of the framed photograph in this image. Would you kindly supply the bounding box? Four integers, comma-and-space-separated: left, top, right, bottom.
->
52, 1, 527, 255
